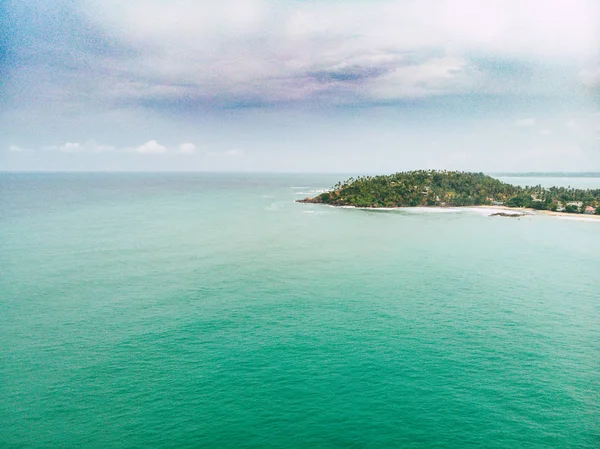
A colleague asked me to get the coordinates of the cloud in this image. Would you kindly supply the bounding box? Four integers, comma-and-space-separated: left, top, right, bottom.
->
539, 129, 552, 135
179, 142, 197, 154
515, 118, 536, 127
135, 140, 167, 154
60, 142, 81, 152
367, 56, 472, 100
42, 141, 116, 153
4, 0, 590, 114
9, 140, 200, 156
2, 1, 600, 174
8, 145, 31, 152
225, 149, 245, 157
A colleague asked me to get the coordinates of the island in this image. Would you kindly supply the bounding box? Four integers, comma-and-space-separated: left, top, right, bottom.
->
297, 170, 600, 215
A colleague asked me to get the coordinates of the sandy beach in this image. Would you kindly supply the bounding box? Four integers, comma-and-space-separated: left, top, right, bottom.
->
473, 205, 600, 220
320, 203, 600, 220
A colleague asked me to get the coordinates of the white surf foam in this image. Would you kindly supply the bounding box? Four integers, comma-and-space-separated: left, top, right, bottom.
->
555, 215, 600, 223
465, 207, 534, 217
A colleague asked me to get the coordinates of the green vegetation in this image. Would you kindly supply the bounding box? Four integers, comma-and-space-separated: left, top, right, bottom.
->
564, 204, 579, 214
298, 170, 600, 213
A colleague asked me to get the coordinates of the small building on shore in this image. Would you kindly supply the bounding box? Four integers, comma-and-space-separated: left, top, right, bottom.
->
585, 206, 596, 215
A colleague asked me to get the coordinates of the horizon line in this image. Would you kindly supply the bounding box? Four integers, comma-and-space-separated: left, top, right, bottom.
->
2, 170, 600, 176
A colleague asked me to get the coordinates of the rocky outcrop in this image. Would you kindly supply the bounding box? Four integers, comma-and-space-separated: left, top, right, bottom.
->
490, 212, 526, 217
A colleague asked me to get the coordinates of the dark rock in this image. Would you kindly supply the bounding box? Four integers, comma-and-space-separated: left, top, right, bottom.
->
490, 212, 525, 217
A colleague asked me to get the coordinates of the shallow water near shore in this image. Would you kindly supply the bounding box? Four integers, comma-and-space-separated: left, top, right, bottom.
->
1, 173, 600, 448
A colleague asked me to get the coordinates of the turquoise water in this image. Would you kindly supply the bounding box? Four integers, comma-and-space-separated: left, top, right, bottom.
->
1, 173, 599, 448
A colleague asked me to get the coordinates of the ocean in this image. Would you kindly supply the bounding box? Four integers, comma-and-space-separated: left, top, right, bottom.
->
1, 173, 599, 448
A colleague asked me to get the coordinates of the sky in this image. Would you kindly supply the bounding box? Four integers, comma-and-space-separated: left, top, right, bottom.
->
1, 0, 599, 172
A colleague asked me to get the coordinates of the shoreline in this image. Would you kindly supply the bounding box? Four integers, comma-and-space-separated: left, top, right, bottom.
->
303, 202, 600, 220
472, 205, 600, 220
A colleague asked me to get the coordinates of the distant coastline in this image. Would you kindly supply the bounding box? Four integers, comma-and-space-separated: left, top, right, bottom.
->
490, 172, 600, 178
297, 170, 600, 217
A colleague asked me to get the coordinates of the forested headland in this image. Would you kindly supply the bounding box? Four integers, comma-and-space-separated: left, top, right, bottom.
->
298, 170, 600, 214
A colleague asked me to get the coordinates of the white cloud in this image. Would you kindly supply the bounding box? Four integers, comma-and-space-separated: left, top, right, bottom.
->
4, 1, 600, 173
100, 0, 598, 60
41, 141, 116, 153
8, 145, 31, 152
60, 142, 81, 152
135, 140, 168, 154
226, 149, 245, 157
179, 142, 197, 154
81, 0, 599, 106
367, 56, 471, 100
539, 129, 552, 135
515, 118, 536, 127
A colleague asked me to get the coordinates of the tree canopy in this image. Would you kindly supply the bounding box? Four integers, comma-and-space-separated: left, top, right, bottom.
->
298, 170, 600, 211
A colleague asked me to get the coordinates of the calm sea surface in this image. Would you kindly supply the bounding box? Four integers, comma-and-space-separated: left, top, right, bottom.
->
1, 173, 599, 448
